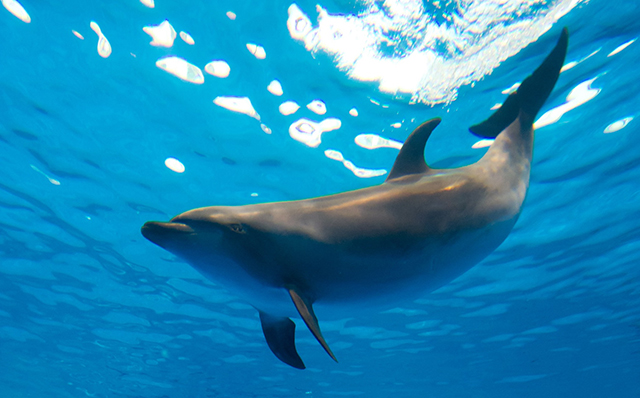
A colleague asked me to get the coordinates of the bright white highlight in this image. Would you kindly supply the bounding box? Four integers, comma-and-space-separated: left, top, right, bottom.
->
30, 165, 60, 185
561, 49, 599, 73
246, 43, 266, 59
501, 83, 520, 95
90, 22, 111, 58
204, 60, 230, 78
535, 77, 600, 129
156, 56, 204, 84
604, 117, 633, 134
472, 139, 494, 149
143, 20, 177, 48
279, 101, 300, 116
165, 158, 185, 173
324, 149, 344, 162
324, 150, 387, 178
608, 39, 636, 57
287, 1, 584, 105
289, 118, 341, 147
355, 134, 402, 150
213, 97, 260, 120
307, 100, 327, 115
2, 0, 30, 23
180, 31, 195, 45
260, 124, 272, 134
267, 80, 283, 96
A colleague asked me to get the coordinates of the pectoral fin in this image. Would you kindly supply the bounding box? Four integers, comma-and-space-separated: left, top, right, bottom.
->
259, 311, 305, 369
288, 287, 338, 363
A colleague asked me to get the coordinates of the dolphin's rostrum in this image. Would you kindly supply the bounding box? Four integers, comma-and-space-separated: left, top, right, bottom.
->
142, 28, 569, 369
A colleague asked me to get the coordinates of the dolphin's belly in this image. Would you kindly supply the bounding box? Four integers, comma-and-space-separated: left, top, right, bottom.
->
186, 256, 302, 318
302, 216, 518, 305
189, 216, 518, 318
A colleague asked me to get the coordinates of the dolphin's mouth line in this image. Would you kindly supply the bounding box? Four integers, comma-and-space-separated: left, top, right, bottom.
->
141, 221, 196, 246
143, 221, 194, 232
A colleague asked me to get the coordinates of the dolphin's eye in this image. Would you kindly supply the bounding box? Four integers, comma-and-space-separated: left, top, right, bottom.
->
228, 223, 246, 234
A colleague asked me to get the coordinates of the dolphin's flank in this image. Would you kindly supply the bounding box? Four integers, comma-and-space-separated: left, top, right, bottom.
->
142, 28, 569, 369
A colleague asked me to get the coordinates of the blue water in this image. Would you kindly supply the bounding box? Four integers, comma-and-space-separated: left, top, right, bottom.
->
1, 0, 639, 397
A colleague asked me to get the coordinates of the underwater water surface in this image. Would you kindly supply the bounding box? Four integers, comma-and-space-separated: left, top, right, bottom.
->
1, 0, 639, 397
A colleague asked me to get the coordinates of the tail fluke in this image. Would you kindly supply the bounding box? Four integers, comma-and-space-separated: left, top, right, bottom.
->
470, 27, 569, 138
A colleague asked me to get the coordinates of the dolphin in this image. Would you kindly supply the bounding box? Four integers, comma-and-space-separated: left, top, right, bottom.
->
142, 28, 568, 369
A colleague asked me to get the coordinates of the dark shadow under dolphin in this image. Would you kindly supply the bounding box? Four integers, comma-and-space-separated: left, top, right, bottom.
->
142, 28, 569, 369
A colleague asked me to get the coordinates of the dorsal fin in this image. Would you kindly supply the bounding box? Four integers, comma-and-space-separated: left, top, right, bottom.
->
288, 287, 338, 363
469, 27, 569, 137
385, 118, 441, 182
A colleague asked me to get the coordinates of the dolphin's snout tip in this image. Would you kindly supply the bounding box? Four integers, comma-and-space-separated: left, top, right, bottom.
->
141, 221, 194, 247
